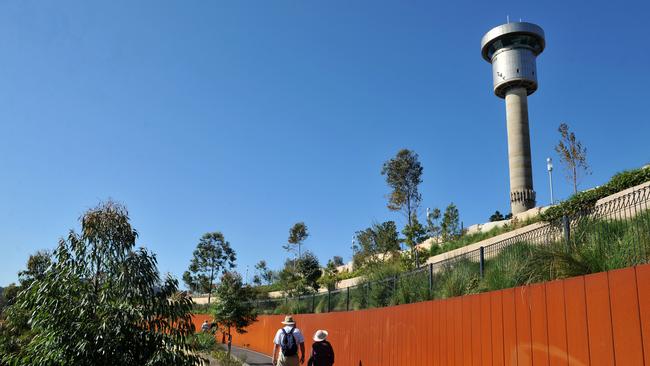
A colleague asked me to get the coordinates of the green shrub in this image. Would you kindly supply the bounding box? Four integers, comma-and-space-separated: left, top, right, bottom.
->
518, 243, 589, 284
254, 282, 284, 293
189, 332, 218, 353
542, 166, 650, 221
394, 270, 431, 304
517, 211, 650, 284
355, 260, 404, 308
481, 243, 534, 290
272, 299, 310, 315
192, 303, 213, 314
212, 349, 244, 366
433, 259, 480, 299
429, 216, 541, 258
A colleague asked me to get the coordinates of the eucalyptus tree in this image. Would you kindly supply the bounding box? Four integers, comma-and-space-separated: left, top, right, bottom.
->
381, 149, 423, 225
1, 201, 204, 366
212, 271, 257, 357
283, 222, 309, 259
185, 232, 236, 304
17, 250, 51, 286
426, 207, 442, 239
353, 221, 401, 268
277, 251, 322, 296
381, 149, 424, 262
330, 255, 344, 267
441, 203, 461, 241
254, 260, 273, 285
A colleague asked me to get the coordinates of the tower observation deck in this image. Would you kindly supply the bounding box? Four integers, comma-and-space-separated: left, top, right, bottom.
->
481, 22, 545, 214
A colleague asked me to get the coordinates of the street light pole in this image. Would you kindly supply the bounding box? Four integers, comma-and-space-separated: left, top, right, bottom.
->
547, 157, 554, 205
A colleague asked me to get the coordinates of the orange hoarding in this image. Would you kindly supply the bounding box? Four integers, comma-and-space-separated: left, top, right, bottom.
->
196, 264, 650, 365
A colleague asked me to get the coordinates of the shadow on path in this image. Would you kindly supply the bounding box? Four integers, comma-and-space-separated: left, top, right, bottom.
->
218, 344, 274, 366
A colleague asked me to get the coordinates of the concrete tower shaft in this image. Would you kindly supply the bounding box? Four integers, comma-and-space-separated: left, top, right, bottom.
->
481, 22, 545, 214
505, 87, 536, 213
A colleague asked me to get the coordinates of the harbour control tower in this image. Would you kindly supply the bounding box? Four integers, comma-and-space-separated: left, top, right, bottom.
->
481, 22, 545, 215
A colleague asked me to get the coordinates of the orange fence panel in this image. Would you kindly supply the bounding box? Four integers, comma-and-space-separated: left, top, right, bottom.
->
480, 292, 493, 366
462, 296, 473, 366
451, 297, 464, 365
432, 299, 441, 366
424, 301, 432, 365
609, 267, 644, 365
491, 290, 505, 366
443, 299, 453, 366
545, 279, 569, 366
469, 294, 482, 366
502, 288, 517, 366
439, 299, 448, 365
529, 283, 549, 366
635, 265, 650, 366
564, 276, 591, 366
584, 272, 615, 366
514, 286, 533, 365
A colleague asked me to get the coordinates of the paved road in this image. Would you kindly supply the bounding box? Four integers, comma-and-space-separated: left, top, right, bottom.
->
216, 344, 274, 366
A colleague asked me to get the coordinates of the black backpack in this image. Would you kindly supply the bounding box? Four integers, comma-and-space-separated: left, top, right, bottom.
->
281, 328, 298, 356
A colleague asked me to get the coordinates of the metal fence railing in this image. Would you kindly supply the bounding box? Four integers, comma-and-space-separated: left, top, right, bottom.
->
249, 184, 650, 315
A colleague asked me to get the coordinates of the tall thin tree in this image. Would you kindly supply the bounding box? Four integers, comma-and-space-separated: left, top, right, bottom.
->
555, 122, 590, 194
284, 222, 309, 260
381, 149, 424, 262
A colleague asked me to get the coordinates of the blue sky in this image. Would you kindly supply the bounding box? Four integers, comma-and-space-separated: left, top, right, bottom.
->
1, 0, 648, 287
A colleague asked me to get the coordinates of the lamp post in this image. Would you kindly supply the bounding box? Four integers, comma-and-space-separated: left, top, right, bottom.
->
547, 157, 554, 204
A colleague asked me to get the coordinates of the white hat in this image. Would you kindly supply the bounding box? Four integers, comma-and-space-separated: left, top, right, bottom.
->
313, 330, 328, 342
281, 315, 296, 325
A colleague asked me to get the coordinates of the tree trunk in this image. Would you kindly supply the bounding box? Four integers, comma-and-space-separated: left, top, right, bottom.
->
208, 266, 214, 305
227, 328, 232, 357
573, 166, 578, 194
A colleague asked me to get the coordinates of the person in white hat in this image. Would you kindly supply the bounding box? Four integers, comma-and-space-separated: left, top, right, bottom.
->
272, 315, 305, 366
307, 330, 334, 366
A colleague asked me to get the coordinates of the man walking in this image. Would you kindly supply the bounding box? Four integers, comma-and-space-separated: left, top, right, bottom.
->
272, 315, 305, 366
201, 320, 210, 332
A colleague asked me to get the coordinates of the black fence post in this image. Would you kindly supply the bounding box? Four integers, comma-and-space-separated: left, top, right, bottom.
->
478, 247, 485, 278
428, 263, 434, 298
346, 287, 350, 311
563, 215, 571, 251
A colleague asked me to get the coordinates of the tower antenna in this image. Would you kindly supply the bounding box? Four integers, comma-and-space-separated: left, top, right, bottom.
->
507, 15, 510, 23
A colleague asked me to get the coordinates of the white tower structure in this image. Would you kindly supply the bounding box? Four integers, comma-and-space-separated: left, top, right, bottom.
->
481, 22, 545, 214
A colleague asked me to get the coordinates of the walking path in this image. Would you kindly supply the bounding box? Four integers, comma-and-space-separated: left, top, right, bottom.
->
216, 344, 274, 366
